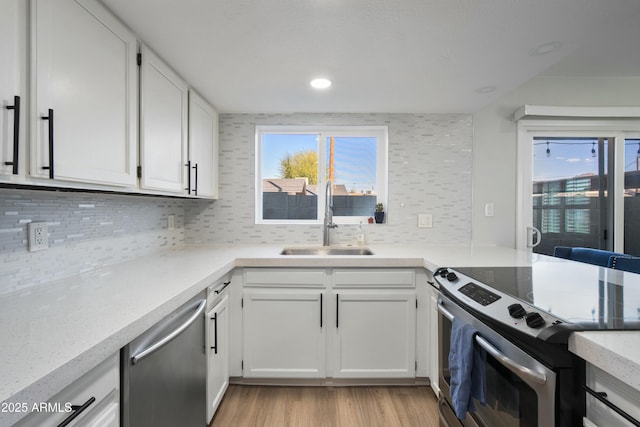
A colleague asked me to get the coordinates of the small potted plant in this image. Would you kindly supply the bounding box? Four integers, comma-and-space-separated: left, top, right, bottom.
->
374, 203, 385, 224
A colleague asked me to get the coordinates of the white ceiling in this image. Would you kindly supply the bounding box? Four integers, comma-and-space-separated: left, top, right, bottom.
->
101, 0, 640, 114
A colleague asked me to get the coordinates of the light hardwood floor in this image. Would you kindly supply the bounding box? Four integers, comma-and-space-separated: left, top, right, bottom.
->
209, 385, 439, 427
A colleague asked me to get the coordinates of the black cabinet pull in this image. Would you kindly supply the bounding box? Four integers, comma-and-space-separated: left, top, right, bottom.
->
320, 293, 323, 328
584, 386, 640, 426
57, 396, 95, 427
41, 109, 54, 179
336, 294, 339, 328
210, 312, 218, 354
214, 281, 231, 294
4, 95, 20, 174
185, 160, 191, 193
193, 163, 198, 196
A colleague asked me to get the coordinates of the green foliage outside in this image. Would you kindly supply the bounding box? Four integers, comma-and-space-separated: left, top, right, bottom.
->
279, 150, 318, 184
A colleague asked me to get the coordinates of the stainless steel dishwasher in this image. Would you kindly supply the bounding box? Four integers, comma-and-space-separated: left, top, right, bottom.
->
121, 292, 207, 427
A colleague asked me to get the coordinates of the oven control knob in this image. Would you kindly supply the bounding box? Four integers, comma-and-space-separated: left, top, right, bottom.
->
439, 269, 449, 278
524, 312, 545, 328
508, 303, 526, 318
446, 272, 458, 282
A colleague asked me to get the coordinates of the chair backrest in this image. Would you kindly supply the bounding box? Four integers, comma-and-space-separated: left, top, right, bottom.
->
608, 256, 640, 274
553, 246, 640, 274
552, 246, 624, 267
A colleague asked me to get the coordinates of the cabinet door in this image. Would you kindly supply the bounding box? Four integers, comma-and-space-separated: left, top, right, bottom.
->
0, 0, 25, 179
206, 295, 229, 423
333, 290, 416, 378
139, 45, 188, 193
243, 289, 325, 378
428, 285, 440, 394
188, 90, 218, 199
31, 0, 137, 186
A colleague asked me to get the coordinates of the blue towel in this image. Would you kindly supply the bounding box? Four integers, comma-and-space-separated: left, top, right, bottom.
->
448, 317, 487, 419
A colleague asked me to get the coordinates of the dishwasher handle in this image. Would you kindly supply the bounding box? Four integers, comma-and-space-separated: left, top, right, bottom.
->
131, 299, 207, 365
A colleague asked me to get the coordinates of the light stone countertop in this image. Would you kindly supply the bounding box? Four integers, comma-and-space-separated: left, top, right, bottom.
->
569, 331, 640, 390
1, 243, 638, 425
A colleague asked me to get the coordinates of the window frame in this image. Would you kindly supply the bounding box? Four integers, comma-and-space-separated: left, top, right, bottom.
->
255, 125, 389, 225
516, 117, 640, 251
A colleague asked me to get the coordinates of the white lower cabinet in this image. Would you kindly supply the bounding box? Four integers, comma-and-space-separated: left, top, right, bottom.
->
241, 268, 417, 380
15, 353, 119, 427
428, 283, 440, 394
243, 289, 326, 378
332, 290, 416, 378
206, 293, 229, 423
584, 363, 640, 427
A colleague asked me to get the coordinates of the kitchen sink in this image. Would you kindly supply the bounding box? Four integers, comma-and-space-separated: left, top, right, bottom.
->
280, 247, 374, 256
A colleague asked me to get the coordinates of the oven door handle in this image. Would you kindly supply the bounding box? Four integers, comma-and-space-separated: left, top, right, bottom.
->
437, 300, 547, 385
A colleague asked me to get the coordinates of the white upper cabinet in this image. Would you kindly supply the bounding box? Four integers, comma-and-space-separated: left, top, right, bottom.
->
0, 0, 26, 180
188, 90, 219, 199
31, 0, 138, 187
139, 45, 188, 194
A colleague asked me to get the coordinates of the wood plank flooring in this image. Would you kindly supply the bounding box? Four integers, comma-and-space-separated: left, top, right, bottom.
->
210, 385, 439, 427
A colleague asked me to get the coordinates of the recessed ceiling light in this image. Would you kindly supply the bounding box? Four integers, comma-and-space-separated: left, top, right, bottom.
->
476, 85, 496, 94
530, 41, 562, 56
310, 78, 332, 89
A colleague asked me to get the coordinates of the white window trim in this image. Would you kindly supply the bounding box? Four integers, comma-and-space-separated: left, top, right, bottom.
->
255, 125, 389, 225
516, 116, 640, 251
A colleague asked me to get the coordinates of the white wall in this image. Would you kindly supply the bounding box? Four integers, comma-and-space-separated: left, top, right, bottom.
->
472, 75, 640, 247
186, 113, 473, 245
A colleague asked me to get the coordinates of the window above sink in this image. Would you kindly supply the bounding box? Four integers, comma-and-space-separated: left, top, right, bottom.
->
255, 126, 388, 225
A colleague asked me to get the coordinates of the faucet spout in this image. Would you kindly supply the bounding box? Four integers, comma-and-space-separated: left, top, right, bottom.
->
323, 180, 338, 246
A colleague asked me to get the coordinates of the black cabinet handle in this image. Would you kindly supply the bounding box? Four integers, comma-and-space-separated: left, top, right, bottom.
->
584, 386, 640, 426
193, 163, 198, 196
214, 281, 231, 294
336, 294, 339, 328
185, 160, 191, 193
57, 396, 95, 427
41, 109, 54, 179
320, 293, 323, 328
4, 95, 20, 174
210, 312, 218, 354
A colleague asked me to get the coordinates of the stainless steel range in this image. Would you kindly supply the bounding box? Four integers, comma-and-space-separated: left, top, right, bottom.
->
434, 258, 640, 427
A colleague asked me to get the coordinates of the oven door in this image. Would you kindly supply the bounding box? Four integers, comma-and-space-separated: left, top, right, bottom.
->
437, 292, 556, 427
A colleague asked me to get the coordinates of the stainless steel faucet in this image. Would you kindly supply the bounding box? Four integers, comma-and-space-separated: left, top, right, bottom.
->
323, 180, 338, 246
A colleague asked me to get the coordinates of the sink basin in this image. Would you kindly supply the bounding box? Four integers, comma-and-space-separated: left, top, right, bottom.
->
280, 247, 374, 256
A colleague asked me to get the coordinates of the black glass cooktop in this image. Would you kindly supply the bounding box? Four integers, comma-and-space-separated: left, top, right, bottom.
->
454, 261, 640, 330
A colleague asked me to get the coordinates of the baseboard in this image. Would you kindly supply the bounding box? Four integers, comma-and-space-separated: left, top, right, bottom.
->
229, 376, 431, 387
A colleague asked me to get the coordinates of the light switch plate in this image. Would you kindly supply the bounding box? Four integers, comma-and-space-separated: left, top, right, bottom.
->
418, 213, 433, 228
485, 203, 495, 217
28, 222, 48, 252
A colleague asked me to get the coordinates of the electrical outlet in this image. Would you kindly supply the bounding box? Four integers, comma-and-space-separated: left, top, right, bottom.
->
28, 222, 49, 252
168, 214, 175, 230
418, 213, 433, 228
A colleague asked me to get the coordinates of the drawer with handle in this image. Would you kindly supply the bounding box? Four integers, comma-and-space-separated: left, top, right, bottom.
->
13, 353, 119, 427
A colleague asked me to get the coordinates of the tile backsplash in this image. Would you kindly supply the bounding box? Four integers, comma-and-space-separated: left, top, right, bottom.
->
186, 113, 473, 246
0, 189, 186, 294
1, 113, 473, 293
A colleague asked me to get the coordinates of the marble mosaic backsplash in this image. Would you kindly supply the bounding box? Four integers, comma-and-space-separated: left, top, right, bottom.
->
0, 189, 186, 294
186, 112, 473, 246
1, 113, 473, 293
